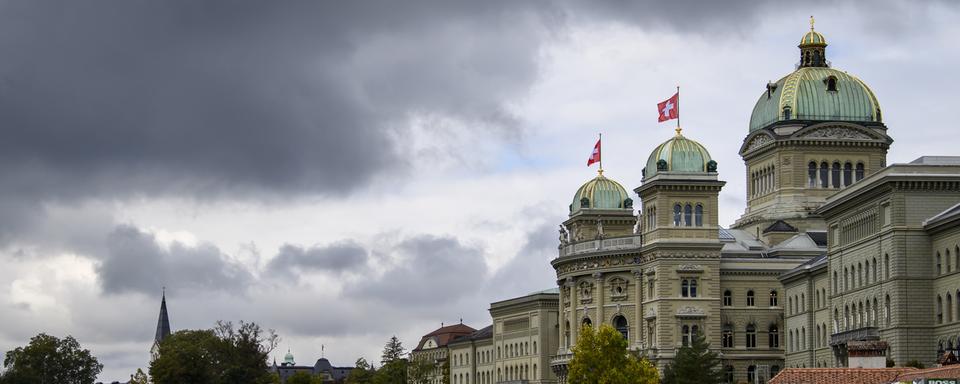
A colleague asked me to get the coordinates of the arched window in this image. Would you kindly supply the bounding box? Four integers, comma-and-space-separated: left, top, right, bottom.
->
949, 249, 954, 273
681, 280, 689, 297
885, 295, 891, 325
746, 324, 757, 348
938, 252, 943, 275
949, 294, 954, 323
885, 253, 890, 280
723, 290, 732, 306
771, 366, 781, 381
684, 204, 693, 227
801, 327, 806, 350
695, 204, 704, 227
564, 321, 570, 346
820, 162, 829, 188
834, 271, 839, 291
690, 280, 698, 298
769, 325, 779, 348
827, 76, 838, 92
855, 163, 865, 181
613, 315, 628, 340
682, 325, 691, 347
533, 341, 537, 354
938, 295, 944, 324
872, 257, 878, 283
808, 161, 817, 187
725, 366, 735, 384
722, 323, 734, 348
674, 204, 682, 226
770, 290, 778, 307
582, 317, 592, 327
747, 290, 756, 306
801, 293, 805, 311
748, 365, 757, 383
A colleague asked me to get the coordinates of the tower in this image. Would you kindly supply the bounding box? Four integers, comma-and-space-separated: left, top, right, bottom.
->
561, 169, 635, 244
151, 289, 171, 361
732, 17, 893, 244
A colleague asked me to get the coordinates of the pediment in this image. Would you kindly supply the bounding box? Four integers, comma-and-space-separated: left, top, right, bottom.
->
794, 125, 878, 140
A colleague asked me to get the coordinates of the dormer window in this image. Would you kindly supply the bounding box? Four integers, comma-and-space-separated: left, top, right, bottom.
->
782, 106, 792, 120
826, 76, 838, 92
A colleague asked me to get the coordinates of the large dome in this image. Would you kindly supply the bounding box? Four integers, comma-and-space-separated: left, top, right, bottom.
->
569, 172, 631, 214
644, 131, 715, 180
748, 21, 882, 132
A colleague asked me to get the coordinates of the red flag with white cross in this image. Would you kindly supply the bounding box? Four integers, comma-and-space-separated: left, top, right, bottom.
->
586, 137, 601, 167
658, 92, 679, 122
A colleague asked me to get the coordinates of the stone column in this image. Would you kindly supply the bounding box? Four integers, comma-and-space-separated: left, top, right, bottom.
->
568, 277, 578, 347
634, 270, 643, 348
558, 281, 566, 351
594, 272, 604, 324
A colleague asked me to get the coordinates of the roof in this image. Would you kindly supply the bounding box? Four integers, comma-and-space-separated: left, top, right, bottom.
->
910, 156, 960, 166
569, 172, 631, 215
894, 364, 960, 382
643, 132, 714, 180
414, 323, 476, 351
807, 231, 828, 247
450, 325, 493, 345
155, 292, 171, 344
924, 202, 960, 229
764, 220, 798, 233
768, 368, 916, 384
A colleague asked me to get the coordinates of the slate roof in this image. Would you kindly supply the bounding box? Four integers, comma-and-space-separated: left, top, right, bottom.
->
807, 231, 828, 247
413, 323, 476, 351
925, 202, 960, 229
450, 325, 493, 345
763, 220, 798, 233
155, 292, 171, 344
768, 368, 916, 384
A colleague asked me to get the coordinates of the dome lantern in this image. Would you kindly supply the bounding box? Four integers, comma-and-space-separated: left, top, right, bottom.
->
799, 16, 828, 68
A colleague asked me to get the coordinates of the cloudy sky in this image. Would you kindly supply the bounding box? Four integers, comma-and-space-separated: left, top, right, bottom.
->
0, 0, 957, 380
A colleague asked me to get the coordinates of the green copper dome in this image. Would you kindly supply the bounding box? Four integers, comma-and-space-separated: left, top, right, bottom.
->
569, 171, 632, 214
749, 21, 882, 132
643, 131, 715, 179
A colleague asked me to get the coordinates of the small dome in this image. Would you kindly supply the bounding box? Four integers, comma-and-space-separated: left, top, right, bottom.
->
569, 171, 631, 214
284, 350, 295, 365
799, 30, 827, 47
643, 131, 715, 180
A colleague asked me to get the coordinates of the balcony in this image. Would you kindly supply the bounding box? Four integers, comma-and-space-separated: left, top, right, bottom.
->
558, 235, 642, 258
830, 327, 879, 346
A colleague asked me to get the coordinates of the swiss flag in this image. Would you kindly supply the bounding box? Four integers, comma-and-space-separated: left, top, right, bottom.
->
658, 92, 679, 122
586, 139, 601, 167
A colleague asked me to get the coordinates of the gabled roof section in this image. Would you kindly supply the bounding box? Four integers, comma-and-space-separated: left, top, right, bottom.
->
806, 231, 828, 247
414, 323, 476, 351
155, 291, 171, 344
772, 233, 821, 251
450, 325, 493, 345
763, 220, 798, 234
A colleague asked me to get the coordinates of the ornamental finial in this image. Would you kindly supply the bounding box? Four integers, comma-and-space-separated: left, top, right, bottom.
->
675, 126, 682, 136
810, 15, 815, 31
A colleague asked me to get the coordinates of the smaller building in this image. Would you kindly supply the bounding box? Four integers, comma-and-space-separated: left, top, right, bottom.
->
270, 350, 353, 384
411, 323, 477, 384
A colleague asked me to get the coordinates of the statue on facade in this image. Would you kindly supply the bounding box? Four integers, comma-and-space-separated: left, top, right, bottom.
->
558, 225, 570, 246
596, 219, 604, 239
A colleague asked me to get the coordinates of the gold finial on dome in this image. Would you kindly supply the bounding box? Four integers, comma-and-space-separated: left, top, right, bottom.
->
675, 126, 682, 136
810, 15, 815, 31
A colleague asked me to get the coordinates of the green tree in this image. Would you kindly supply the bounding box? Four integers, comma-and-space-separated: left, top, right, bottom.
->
0, 333, 103, 384
406, 358, 435, 384
662, 331, 722, 384
149, 321, 279, 384
286, 371, 314, 384
381, 336, 404, 365
129, 368, 151, 384
372, 359, 406, 384
567, 324, 658, 384
345, 358, 376, 384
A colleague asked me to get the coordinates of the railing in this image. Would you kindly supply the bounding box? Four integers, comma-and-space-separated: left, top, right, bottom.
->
830, 327, 879, 346
558, 235, 642, 258
549, 352, 573, 366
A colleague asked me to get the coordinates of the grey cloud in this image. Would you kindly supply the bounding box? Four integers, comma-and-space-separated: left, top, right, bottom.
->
97, 225, 253, 295
345, 235, 487, 305
266, 242, 369, 281
486, 221, 562, 298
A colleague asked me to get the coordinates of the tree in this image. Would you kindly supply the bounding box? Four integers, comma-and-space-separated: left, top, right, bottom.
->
567, 324, 658, 384
285, 371, 315, 384
406, 358, 435, 384
381, 336, 405, 365
0, 333, 103, 384
345, 358, 376, 384
129, 368, 150, 384
662, 331, 723, 384
149, 321, 278, 384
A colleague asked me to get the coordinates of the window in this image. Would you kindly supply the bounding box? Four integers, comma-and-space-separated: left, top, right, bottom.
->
820, 162, 829, 188
885, 295, 891, 325
949, 294, 954, 323
684, 204, 692, 227
950, 249, 954, 273
671, 204, 682, 226
747, 365, 756, 383
722, 323, 734, 348
834, 271, 838, 292
808, 162, 817, 187
747, 290, 755, 306
682, 325, 691, 347
746, 324, 757, 348
648, 278, 655, 298
831, 162, 841, 188
885, 253, 890, 280
725, 366, 734, 384
582, 318, 592, 327
855, 163, 865, 181
801, 293, 805, 311
938, 295, 944, 324
771, 366, 781, 380
938, 252, 943, 275
613, 315, 628, 340
681, 280, 689, 297
723, 290, 732, 306
690, 280, 698, 298
827, 76, 838, 92
770, 290, 778, 307
873, 257, 878, 282
695, 204, 703, 227
769, 325, 779, 348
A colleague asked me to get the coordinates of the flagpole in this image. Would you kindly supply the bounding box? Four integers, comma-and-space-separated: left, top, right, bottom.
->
598, 133, 603, 174
676, 85, 681, 134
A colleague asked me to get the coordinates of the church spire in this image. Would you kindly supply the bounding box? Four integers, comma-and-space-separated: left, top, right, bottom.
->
155, 287, 171, 345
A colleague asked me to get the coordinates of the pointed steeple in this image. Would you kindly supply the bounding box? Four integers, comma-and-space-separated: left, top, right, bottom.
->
155, 287, 171, 344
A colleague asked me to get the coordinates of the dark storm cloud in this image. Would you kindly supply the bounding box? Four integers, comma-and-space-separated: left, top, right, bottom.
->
97, 225, 252, 295
265, 242, 369, 281
344, 235, 487, 305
